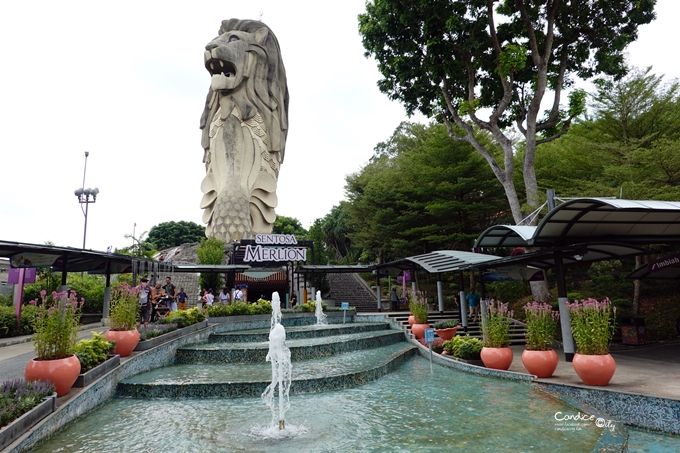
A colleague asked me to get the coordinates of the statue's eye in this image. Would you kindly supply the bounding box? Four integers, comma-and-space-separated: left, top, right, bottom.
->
229, 35, 240, 42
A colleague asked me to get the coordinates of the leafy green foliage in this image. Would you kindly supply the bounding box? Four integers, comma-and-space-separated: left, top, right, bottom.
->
272, 216, 307, 237
523, 302, 559, 351
206, 300, 272, 317
443, 335, 483, 360
359, 0, 655, 222
295, 300, 328, 313
108, 284, 139, 331
31, 291, 83, 360
433, 319, 458, 329
137, 323, 177, 341
74, 332, 115, 373
157, 308, 206, 328
197, 237, 224, 292
483, 300, 514, 348
0, 305, 38, 338
567, 298, 617, 355
147, 221, 206, 250
344, 122, 509, 262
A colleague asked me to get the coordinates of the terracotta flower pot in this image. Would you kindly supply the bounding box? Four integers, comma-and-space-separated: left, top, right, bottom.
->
408, 315, 415, 326
411, 323, 430, 340
480, 347, 514, 370
25, 355, 81, 397
521, 349, 559, 378
105, 329, 140, 357
572, 353, 616, 386
435, 326, 459, 341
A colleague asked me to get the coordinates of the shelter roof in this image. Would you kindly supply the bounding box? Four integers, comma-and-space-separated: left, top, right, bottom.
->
375, 250, 503, 276
475, 198, 680, 248
0, 240, 134, 273
172, 264, 251, 273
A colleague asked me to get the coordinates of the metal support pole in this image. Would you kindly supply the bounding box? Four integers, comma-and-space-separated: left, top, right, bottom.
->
555, 254, 575, 362
459, 272, 468, 332
436, 280, 444, 314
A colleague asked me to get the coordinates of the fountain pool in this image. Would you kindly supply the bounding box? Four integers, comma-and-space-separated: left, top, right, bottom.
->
28, 358, 605, 452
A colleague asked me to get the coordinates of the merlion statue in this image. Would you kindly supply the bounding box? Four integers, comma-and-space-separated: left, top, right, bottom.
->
199, 19, 289, 242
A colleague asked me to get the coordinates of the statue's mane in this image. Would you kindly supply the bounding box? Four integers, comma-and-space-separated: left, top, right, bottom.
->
200, 19, 289, 161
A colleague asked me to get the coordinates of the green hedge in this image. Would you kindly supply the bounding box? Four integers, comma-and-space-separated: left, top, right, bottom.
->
0, 305, 39, 338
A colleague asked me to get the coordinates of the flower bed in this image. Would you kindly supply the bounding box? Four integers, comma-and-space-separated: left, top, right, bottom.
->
0, 380, 56, 451
134, 321, 209, 351
73, 355, 120, 388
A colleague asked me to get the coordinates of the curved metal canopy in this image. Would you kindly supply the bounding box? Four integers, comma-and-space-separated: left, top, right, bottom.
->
475, 198, 680, 248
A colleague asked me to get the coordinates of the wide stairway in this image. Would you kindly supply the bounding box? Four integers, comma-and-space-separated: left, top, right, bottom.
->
387, 310, 527, 345
116, 321, 417, 398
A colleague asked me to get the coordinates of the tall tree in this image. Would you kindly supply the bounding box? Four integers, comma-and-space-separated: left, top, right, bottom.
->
147, 221, 205, 250
272, 216, 308, 237
345, 122, 509, 262
359, 0, 656, 224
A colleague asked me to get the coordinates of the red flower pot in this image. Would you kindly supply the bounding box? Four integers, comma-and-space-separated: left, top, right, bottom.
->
521, 349, 559, 378
411, 323, 430, 340
408, 315, 415, 326
435, 326, 459, 341
105, 329, 140, 357
25, 355, 81, 397
480, 347, 514, 370
572, 353, 616, 386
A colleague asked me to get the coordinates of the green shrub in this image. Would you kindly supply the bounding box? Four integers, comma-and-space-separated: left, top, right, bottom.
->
159, 308, 205, 327
0, 305, 39, 338
433, 319, 458, 329
485, 281, 531, 304
74, 332, 115, 373
296, 300, 327, 313
443, 335, 483, 360
0, 293, 13, 307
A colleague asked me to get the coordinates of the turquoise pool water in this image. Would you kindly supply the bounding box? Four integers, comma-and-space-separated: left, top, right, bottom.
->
29, 358, 604, 452
627, 427, 680, 452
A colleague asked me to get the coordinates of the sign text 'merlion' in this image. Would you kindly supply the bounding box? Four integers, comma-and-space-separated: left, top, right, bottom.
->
244, 245, 306, 262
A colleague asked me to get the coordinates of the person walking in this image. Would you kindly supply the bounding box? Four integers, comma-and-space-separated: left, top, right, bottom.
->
164, 276, 177, 312
234, 287, 244, 302
137, 277, 153, 328
219, 287, 230, 305
466, 288, 480, 323
177, 287, 188, 310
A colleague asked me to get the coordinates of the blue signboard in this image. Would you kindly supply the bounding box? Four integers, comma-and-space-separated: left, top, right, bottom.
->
341, 302, 349, 310
424, 328, 435, 344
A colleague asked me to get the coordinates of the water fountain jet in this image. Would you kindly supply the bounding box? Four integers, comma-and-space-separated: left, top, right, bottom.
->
315, 290, 327, 326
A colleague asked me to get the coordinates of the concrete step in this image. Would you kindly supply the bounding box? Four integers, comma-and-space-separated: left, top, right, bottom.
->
209, 322, 391, 343
175, 329, 407, 364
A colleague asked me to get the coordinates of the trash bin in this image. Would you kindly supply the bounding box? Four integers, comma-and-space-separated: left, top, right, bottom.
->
621, 316, 647, 345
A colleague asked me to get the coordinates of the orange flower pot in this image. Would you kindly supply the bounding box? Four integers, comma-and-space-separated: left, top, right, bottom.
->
435, 326, 459, 341
25, 355, 81, 397
411, 323, 430, 340
521, 349, 559, 378
480, 347, 514, 370
407, 315, 415, 326
572, 353, 616, 386
105, 329, 140, 357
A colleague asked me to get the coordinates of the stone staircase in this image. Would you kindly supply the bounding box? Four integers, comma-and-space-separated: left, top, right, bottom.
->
116, 321, 416, 398
327, 273, 379, 312
386, 310, 527, 345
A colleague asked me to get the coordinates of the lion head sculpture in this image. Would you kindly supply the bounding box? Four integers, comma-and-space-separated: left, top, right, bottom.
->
199, 19, 289, 243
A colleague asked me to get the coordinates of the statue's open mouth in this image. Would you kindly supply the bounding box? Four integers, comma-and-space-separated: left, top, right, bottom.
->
206, 59, 237, 78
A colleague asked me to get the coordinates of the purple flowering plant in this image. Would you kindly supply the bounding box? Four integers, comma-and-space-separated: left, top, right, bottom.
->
567, 298, 616, 355
0, 379, 55, 428
109, 283, 140, 331
408, 290, 429, 324
29, 290, 83, 361
523, 301, 559, 351
483, 300, 514, 348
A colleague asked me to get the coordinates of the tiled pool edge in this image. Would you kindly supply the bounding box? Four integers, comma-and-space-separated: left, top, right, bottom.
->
409, 339, 629, 452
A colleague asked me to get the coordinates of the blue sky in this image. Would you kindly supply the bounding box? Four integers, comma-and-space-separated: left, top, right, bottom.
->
0, 0, 677, 252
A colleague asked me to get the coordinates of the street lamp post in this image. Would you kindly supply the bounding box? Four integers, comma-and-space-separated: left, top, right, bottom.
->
74, 152, 99, 250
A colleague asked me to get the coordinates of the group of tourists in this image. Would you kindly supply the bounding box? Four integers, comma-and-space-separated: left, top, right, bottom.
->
201, 286, 244, 306
137, 276, 187, 327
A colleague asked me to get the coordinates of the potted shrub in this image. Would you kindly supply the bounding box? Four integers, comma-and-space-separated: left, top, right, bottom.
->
567, 298, 617, 386
24, 290, 83, 396
433, 319, 459, 341
443, 335, 484, 364
409, 291, 430, 340
480, 300, 514, 370
105, 283, 140, 357
521, 302, 560, 378
73, 332, 118, 387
